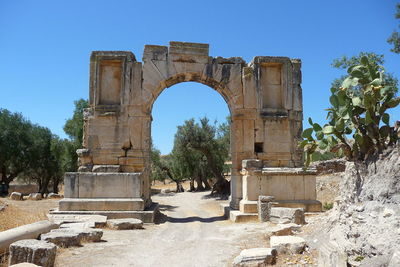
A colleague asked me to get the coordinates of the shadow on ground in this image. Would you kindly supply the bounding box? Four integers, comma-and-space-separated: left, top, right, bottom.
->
201, 193, 229, 201
166, 215, 226, 223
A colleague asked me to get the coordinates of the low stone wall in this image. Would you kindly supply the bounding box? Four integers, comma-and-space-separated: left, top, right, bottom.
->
312, 159, 346, 175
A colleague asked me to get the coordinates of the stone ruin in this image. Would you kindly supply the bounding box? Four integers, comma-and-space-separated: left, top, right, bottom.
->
53, 41, 321, 222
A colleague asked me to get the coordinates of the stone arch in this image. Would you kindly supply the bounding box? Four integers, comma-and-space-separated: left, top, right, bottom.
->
57, 41, 322, 223
146, 72, 235, 115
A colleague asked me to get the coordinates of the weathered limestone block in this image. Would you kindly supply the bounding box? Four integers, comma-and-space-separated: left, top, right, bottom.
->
50, 228, 103, 242
106, 218, 143, 230
9, 263, 40, 267
270, 236, 306, 254
232, 248, 277, 266
10, 192, 22, 201
9, 239, 56, 267
318, 240, 347, 267
270, 207, 305, 225
63, 172, 142, 198
92, 165, 121, 173
59, 222, 96, 229
28, 193, 42, 201
258, 196, 275, 222
264, 223, 301, 239
47, 193, 62, 199
47, 214, 107, 227
242, 159, 263, 170
40, 231, 81, 247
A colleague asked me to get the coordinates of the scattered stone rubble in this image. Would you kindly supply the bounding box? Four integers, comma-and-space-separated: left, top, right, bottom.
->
232, 248, 277, 266
232, 195, 310, 266
315, 147, 400, 266
269, 207, 305, 225
27, 193, 42, 201
40, 231, 81, 247
106, 218, 143, 230
10, 192, 23, 201
270, 235, 307, 254
9, 239, 56, 267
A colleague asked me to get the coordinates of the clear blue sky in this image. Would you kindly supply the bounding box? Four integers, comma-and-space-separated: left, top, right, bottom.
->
0, 0, 399, 154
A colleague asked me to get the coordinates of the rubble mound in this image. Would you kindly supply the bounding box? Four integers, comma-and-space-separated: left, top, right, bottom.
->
326, 146, 400, 266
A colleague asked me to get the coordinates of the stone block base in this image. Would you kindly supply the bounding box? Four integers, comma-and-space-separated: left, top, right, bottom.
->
239, 199, 322, 213
272, 199, 322, 212
50, 203, 159, 223
239, 200, 258, 213
64, 172, 143, 199
229, 210, 258, 223
59, 198, 145, 211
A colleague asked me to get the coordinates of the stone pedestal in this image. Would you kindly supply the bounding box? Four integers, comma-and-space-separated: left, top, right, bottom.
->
240, 164, 321, 213
52, 172, 158, 223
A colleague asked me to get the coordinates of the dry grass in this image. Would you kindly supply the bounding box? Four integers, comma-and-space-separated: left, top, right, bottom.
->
0, 199, 53, 232
0, 253, 8, 267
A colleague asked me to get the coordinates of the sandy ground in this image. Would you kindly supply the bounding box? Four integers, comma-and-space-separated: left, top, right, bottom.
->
55, 191, 270, 267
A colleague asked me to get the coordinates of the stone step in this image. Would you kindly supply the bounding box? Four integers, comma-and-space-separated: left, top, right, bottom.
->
229, 210, 258, 223
49, 202, 159, 223
59, 198, 144, 211
47, 214, 107, 227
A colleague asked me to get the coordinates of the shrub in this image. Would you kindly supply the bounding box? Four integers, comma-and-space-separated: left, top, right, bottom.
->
300, 56, 399, 166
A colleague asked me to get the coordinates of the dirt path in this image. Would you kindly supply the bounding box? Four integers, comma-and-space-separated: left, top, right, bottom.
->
55, 191, 268, 267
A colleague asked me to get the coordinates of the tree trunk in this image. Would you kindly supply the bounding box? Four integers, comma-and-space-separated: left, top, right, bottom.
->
201, 175, 211, 190
195, 175, 204, 191
189, 178, 195, 192
194, 148, 229, 195
162, 167, 184, 193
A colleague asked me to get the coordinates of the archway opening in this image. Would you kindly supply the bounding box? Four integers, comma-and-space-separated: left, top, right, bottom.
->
150, 81, 231, 195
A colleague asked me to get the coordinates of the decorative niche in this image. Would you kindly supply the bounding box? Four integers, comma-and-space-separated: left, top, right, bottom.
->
260, 63, 283, 111
98, 60, 123, 106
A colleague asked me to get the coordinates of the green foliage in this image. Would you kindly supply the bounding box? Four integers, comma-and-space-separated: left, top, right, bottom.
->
300, 56, 400, 166
387, 3, 400, 54
0, 109, 33, 185
151, 116, 230, 191
354, 255, 364, 262
331, 52, 398, 94
172, 117, 230, 184
323, 202, 334, 210
0, 109, 66, 193
150, 144, 167, 183
63, 99, 89, 171
63, 99, 89, 144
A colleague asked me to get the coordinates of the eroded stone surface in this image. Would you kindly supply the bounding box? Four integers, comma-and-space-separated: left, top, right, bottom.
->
107, 218, 143, 230
47, 193, 62, 199
10, 192, 22, 200
50, 228, 103, 242
9, 239, 56, 267
270, 236, 306, 254
265, 223, 301, 238
270, 207, 305, 224
258, 195, 275, 222
232, 248, 277, 266
47, 214, 107, 227
28, 193, 42, 201
40, 231, 81, 247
